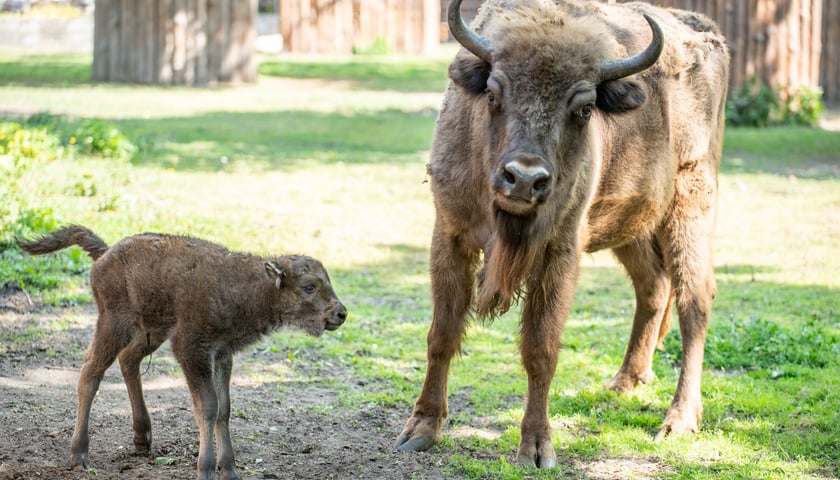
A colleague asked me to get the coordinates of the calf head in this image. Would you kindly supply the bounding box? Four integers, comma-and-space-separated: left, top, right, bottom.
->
265, 255, 347, 336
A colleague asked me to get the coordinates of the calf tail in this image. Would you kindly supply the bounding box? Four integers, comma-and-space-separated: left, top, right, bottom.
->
16, 225, 109, 261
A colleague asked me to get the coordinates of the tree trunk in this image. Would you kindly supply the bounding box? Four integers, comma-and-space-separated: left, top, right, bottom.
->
93, 0, 257, 85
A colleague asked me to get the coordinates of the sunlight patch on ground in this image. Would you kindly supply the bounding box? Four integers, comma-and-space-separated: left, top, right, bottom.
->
577, 457, 665, 479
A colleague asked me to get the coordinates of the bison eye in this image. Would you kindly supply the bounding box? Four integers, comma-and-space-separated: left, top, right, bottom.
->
485, 88, 496, 108
302, 284, 316, 295
580, 104, 593, 119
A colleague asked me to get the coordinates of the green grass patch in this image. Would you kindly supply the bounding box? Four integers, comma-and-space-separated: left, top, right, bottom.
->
258, 56, 450, 93
1, 53, 838, 479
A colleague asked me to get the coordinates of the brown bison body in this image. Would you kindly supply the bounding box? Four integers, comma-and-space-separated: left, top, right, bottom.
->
397, 0, 729, 468
17, 225, 347, 480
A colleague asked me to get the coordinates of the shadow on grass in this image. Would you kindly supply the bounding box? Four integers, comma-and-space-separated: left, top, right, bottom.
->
117, 109, 438, 171
0, 54, 92, 87
722, 126, 840, 179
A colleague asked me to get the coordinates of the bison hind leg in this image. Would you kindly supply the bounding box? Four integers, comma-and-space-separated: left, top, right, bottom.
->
605, 240, 672, 393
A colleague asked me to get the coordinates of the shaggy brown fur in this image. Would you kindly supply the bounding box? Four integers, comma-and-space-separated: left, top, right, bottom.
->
397, 0, 728, 468
17, 225, 347, 480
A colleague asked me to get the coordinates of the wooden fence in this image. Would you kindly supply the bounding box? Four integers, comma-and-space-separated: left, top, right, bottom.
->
279, 0, 439, 54
448, 0, 840, 102
93, 0, 257, 85
612, 0, 832, 101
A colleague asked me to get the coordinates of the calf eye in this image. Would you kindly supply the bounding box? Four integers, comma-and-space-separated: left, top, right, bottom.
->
485, 88, 496, 108
302, 284, 316, 294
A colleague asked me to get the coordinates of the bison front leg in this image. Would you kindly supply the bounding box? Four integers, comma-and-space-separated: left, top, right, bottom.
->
174, 339, 220, 480
396, 222, 475, 452
517, 248, 579, 469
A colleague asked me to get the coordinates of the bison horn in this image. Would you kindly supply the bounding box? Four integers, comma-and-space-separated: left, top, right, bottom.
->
448, 0, 492, 63
598, 14, 664, 83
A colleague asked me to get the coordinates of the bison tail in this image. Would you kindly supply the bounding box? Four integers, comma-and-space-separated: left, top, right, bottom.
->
16, 225, 109, 261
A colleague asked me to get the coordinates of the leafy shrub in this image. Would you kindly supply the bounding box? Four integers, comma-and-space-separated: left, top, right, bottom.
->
0, 115, 137, 243
71, 119, 137, 161
0, 121, 63, 242
727, 78, 826, 127
726, 77, 779, 127
781, 85, 824, 127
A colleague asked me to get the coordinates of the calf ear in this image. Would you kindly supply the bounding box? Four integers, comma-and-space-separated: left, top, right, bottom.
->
596, 79, 647, 113
265, 261, 286, 289
449, 52, 491, 95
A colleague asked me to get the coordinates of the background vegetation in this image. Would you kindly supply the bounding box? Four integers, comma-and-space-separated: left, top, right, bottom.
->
0, 50, 838, 479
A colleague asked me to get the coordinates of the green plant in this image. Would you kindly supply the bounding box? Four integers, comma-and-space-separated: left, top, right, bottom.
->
727, 78, 826, 128
71, 119, 137, 161
782, 85, 824, 127
726, 77, 779, 127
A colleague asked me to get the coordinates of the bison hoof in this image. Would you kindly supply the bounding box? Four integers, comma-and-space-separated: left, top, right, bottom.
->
654, 406, 701, 442
395, 416, 441, 452
516, 438, 557, 469
605, 368, 655, 393
395, 433, 437, 452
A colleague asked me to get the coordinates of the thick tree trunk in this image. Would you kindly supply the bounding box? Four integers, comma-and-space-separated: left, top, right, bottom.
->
93, 0, 256, 85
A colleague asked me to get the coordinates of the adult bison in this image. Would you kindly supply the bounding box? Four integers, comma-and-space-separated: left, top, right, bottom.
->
396, 0, 729, 468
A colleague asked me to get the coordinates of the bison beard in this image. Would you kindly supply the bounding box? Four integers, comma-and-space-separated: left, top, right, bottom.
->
477, 209, 547, 317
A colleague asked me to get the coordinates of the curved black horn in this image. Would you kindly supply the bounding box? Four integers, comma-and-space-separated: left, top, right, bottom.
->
448, 0, 492, 63
598, 14, 664, 82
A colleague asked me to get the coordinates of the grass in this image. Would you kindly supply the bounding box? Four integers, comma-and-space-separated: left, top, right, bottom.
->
1, 52, 839, 479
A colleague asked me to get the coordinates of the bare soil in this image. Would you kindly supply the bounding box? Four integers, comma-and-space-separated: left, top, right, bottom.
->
0, 291, 449, 480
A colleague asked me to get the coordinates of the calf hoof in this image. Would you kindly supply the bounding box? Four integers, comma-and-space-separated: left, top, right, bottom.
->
395, 415, 442, 452
219, 467, 242, 480
516, 436, 556, 469
69, 453, 90, 471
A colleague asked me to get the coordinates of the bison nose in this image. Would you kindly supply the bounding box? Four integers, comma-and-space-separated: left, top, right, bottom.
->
496, 158, 552, 203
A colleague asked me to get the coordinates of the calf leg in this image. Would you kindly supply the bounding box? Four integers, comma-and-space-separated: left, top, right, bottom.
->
396, 222, 475, 452
174, 339, 219, 480
516, 246, 578, 469
70, 311, 133, 470
606, 239, 672, 393
656, 171, 718, 441
213, 352, 240, 480
118, 330, 164, 454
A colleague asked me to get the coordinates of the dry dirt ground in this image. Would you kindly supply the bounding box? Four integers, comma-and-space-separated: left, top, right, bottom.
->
0, 286, 450, 480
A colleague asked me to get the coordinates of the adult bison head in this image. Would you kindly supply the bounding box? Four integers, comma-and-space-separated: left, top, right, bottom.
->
442, 0, 663, 315
447, 0, 662, 217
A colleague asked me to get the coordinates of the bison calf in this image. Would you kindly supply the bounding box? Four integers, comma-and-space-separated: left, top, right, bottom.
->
17, 225, 347, 480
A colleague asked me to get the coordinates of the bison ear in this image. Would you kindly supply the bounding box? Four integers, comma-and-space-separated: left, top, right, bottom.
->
265, 260, 286, 289
596, 79, 647, 113
449, 52, 491, 95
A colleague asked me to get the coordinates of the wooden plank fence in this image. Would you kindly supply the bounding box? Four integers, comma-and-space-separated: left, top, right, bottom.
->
279, 0, 439, 54
93, 0, 257, 85
615, 0, 829, 100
